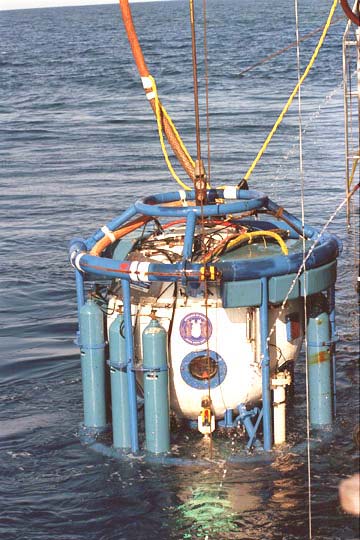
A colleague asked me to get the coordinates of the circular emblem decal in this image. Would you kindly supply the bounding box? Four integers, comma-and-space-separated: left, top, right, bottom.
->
179, 312, 212, 345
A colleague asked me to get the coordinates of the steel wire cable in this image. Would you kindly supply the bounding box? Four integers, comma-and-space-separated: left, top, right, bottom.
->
294, 1, 312, 538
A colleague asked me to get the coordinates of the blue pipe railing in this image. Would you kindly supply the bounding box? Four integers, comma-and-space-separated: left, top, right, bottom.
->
260, 277, 272, 451
70, 233, 340, 283
69, 190, 341, 285
183, 211, 197, 261
121, 278, 139, 453
328, 284, 337, 416
75, 268, 85, 319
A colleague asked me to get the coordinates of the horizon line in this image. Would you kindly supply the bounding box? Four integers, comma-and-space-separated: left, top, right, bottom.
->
0, 0, 165, 12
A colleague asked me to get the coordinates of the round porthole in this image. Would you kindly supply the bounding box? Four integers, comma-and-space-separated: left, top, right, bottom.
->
189, 355, 218, 381
180, 350, 227, 390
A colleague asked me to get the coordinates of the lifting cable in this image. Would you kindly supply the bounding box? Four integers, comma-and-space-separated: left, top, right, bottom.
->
188, 0, 214, 453
243, 0, 339, 182
118, 0, 195, 186
203, 0, 212, 184
293, 0, 312, 537
149, 75, 193, 191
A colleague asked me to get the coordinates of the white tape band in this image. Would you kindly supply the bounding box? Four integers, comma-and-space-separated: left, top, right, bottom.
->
137, 262, 150, 282
223, 186, 238, 200
129, 261, 139, 282
141, 76, 153, 90
129, 261, 150, 282
146, 91, 156, 101
178, 190, 188, 206
101, 225, 116, 243
74, 252, 85, 272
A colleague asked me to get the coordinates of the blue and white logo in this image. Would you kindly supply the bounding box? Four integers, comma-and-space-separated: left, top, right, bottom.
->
179, 312, 212, 346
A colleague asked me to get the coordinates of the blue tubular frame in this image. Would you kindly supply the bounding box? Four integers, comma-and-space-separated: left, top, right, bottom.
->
266, 198, 314, 238
183, 211, 197, 260
72, 237, 339, 283
121, 279, 139, 453
69, 190, 341, 284
328, 285, 337, 416
74, 269, 85, 346
246, 409, 264, 450
75, 269, 85, 318
260, 277, 272, 451
86, 206, 138, 250
235, 404, 262, 449
135, 190, 268, 217
69, 188, 342, 453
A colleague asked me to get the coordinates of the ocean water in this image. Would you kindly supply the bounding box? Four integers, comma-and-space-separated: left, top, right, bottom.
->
0, 1, 359, 539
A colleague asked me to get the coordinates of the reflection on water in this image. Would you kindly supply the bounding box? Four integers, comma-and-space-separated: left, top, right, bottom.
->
174, 444, 348, 539
178, 485, 237, 538
174, 452, 303, 539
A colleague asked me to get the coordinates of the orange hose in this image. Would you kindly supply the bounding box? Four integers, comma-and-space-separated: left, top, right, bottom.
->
90, 199, 186, 257
119, 0, 149, 77
118, 0, 195, 181
90, 216, 151, 256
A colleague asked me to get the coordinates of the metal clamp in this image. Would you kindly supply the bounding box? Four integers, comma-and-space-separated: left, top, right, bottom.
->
107, 360, 127, 371
132, 365, 168, 373
307, 340, 331, 347
80, 342, 106, 351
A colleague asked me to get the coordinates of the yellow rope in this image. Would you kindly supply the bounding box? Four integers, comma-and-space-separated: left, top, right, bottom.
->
226, 230, 289, 254
243, 0, 339, 182
348, 157, 359, 189
160, 103, 212, 188
160, 105, 195, 167
148, 75, 192, 191
203, 229, 289, 262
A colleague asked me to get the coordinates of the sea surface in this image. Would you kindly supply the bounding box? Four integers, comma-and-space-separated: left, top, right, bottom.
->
0, 1, 359, 539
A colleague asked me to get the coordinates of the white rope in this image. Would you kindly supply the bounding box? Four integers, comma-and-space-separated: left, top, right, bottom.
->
101, 225, 116, 243
294, 1, 312, 538
266, 185, 358, 348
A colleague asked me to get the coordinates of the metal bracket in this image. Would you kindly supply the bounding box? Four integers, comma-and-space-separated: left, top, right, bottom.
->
233, 404, 262, 449
80, 342, 106, 351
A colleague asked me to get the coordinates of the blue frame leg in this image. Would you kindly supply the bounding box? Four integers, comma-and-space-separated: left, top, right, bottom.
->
260, 277, 272, 451
121, 279, 139, 453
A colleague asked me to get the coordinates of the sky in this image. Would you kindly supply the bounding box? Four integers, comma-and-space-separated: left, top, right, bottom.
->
0, 0, 123, 10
